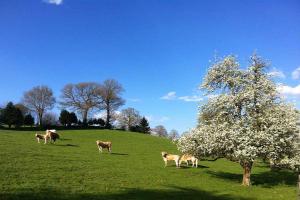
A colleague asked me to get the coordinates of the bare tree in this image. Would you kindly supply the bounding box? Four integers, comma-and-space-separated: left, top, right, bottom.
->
98, 79, 125, 128
42, 112, 58, 127
22, 85, 55, 126
60, 82, 100, 125
168, 129, 179, 140
153, 125, 168, 137
118, 107, 141, 130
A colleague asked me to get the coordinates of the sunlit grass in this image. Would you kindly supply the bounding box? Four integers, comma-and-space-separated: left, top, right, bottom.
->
0, 129, 297, 200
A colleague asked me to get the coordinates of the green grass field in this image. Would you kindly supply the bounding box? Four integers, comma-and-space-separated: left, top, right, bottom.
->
0, 129, 297, 200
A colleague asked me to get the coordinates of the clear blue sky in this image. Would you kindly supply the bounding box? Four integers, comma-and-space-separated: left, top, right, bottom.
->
0, 0, 300, 133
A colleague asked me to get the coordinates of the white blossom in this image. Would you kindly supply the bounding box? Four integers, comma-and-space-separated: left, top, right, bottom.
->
177, 54, 300, 185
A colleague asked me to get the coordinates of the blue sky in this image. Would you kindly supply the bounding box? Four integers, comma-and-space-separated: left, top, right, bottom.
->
0, 0, 300, 133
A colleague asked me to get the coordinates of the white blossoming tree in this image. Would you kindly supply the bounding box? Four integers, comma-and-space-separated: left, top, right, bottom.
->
177, 54, 299, 186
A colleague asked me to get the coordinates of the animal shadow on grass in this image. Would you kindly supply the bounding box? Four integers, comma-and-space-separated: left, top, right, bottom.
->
206, 169, 297, 187
59, 138, 72, 141
0, 186, 255, 200
55, 144, 79, 147
110, 152, 128, 156
179, 164, 209, 169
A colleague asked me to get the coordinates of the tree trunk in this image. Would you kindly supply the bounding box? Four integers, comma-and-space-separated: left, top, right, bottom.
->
298, 173, 300, 199
105, 105, 110, 129
38, 113, 43, 127
241, 161, 253, 186
82, 110, 88, 127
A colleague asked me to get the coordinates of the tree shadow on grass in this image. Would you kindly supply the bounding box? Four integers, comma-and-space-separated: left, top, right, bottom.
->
206, 169, 297, 187
0, 186, 255, 200
252, 170, 297, 187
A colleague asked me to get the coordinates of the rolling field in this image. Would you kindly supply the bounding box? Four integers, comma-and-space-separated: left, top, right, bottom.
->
0, 129, 297, 200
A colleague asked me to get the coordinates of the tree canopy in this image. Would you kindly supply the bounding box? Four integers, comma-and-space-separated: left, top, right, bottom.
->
153, 125, 168, 137
118, 107, 141, 131
1, 102, 24, 128
177, 54, 300, 186
60, 82, 99, 126
24, 114, 35, 127
22, 85, 55, 126
168, 129, 179, 140
98, 79, 125, 129
139, 117, 151, 134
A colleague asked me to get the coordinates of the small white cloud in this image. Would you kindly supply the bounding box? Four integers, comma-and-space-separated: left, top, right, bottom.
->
145, 115, 169, 123
277, 84, 300, 96
292, 67, 300, 80
161, 91, 204, 102
43, 0, 63, 5
158, 116, 170, 122
178, 95, 203, 102
268, 68, 285, 79
161, 91, 177, 100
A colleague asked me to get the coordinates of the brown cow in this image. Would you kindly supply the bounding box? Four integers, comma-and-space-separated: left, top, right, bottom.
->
96, 140, 112, 153
45, 130, 60, 144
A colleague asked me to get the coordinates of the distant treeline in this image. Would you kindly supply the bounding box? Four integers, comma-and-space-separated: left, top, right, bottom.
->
0, 79, 179, 139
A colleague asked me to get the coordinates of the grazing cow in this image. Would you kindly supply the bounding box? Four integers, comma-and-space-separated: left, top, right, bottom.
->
44, 129, 60, 144
161, 152, 180, 168
179, 154, 198, 168
49, 132, 60, 143
35, 133, 48, 143
96, 140, 112, 153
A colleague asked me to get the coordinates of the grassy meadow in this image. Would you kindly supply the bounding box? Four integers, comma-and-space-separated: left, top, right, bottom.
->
0, 129, 298, 200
